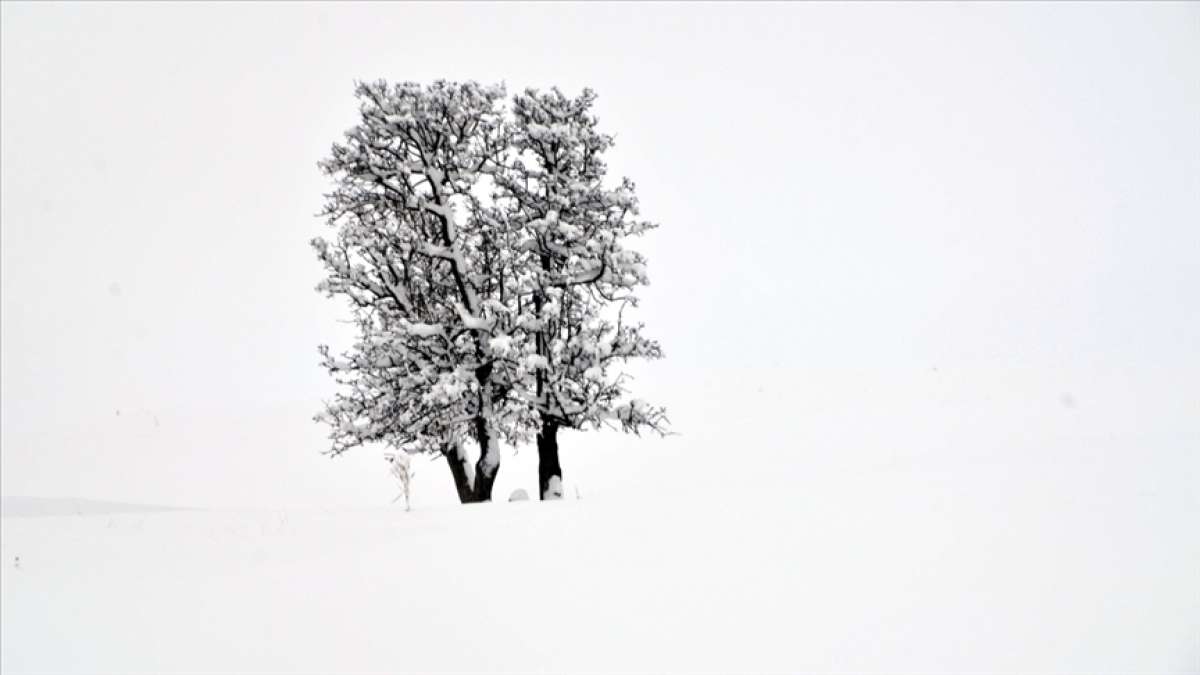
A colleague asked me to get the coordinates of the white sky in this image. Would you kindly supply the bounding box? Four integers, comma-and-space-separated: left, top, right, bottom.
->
2, 2, 1197, 509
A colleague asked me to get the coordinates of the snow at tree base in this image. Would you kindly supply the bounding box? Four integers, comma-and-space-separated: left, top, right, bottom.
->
313, 81, 666, 505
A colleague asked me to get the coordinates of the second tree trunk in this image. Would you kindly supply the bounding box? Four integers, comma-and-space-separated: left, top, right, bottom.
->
537, 419, 563, 500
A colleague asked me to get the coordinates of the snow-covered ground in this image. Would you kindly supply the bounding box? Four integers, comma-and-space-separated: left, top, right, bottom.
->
1, 496, 185, 518
4, 461, 1196, 674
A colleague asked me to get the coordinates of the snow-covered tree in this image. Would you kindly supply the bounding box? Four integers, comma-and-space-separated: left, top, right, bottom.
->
313, 80, 517, 503
314, 81, 666, 504
493, 88, 667, 500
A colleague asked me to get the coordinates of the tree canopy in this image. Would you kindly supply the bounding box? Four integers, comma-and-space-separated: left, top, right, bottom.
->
314, 80, 665, 502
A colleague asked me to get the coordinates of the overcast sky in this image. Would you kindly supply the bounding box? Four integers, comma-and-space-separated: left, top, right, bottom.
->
2, 2, 1197, 509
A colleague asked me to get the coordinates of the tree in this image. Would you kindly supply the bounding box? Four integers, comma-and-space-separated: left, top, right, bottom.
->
493, 88, 667, 499
313, 80, 516, 502
313, 80, 666, 503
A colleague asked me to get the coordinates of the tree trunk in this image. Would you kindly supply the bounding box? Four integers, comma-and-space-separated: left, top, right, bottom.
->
469, 362, 501, 503
471, 415, 499, 502
444, 444, 482, 504
443, 437, 499, 504
537, 418, 563, 500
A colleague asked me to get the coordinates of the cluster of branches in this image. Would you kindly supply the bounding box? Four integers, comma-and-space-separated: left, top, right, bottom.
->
313, 80, 666, 503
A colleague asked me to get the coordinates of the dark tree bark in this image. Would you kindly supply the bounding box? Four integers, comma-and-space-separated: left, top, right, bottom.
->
537, 419, 563, 500
443, 442, 497, 504
471, 415, 499, 502
444, 446, 479, 503
436, 361, 503, 505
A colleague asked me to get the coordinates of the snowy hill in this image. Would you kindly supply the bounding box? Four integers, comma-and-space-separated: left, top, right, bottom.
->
3, 472, 1196, 674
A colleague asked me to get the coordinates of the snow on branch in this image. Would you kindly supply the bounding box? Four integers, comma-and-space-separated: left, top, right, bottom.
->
314, 79, 666, 481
